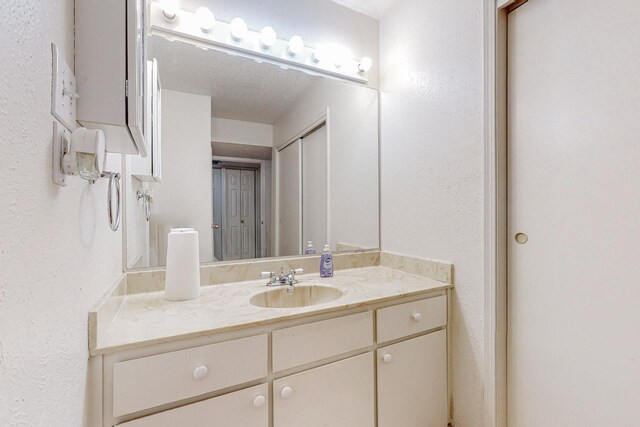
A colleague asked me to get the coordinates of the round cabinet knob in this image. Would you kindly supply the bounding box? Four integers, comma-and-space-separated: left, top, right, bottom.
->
383, 354, 392, 364
280, 386, 293, 399
192, 365, 208, 380
253, 395, 266, 408
412, 312, 423, 322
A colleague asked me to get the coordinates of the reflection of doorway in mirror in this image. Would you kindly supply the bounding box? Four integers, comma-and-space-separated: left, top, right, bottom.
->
211, 168, 223, 261
212, 163, 261, 262
225, 169, 256, 261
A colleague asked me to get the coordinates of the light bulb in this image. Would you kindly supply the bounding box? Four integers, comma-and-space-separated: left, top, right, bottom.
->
195, 7, 215, 32
160, 0, 179, 22
230, 17, 248, 41
358, 57, 372, 73
288, 36, 304, 56
260, 26, 277, 49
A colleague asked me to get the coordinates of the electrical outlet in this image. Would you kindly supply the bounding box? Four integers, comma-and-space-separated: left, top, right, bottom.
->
52, 120, 69, 186
51, 43, 77, 131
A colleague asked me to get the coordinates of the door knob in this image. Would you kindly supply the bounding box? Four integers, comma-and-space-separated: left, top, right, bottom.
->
383, 354, 392, 364
211, 224, 220, 229
412, 312, 423, 322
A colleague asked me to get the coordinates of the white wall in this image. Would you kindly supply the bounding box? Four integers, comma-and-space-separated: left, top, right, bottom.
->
179, 0, 380, 88
380, 0, 485, 425
211, 117, 273, 147
151, 90, 213, 265
273, 78, 379, 253
124, 157, 151, 268
0, 1, 123, 425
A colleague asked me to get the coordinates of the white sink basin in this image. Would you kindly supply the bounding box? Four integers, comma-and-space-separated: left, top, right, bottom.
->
250, 285, 343, 308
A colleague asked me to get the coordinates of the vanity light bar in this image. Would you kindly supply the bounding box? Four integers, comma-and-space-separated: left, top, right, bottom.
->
150, 2, 371, 84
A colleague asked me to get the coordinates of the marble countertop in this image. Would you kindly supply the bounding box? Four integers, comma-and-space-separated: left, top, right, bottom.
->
92, 266, 452, 355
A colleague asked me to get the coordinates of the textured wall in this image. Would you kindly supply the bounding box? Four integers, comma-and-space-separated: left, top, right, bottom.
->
379, 0, 485, 425
0, 1, 123, 425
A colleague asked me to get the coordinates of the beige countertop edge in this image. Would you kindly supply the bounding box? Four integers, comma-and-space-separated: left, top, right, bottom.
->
90, 282, 453, 356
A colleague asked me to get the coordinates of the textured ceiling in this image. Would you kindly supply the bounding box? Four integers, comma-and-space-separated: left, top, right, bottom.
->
149, 36, 320, 124
330, 0, 398, 19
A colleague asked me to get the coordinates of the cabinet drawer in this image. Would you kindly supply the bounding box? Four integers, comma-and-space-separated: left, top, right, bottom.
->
376, 295, 446, 343
272, 312, 373, 372
117, 383, 269, 427
113, 334, 267, 417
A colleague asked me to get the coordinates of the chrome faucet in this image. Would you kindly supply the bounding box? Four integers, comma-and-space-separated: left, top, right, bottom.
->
260, 268, 304, 292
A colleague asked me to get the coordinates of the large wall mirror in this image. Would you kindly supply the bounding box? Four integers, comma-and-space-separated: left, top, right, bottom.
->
124, 34, 379, 269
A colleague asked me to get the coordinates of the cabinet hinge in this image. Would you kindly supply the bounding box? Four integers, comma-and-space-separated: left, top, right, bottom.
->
125, 80, 129, 97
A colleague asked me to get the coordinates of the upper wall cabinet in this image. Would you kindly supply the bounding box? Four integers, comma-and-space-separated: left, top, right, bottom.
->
76, 0, 148, 156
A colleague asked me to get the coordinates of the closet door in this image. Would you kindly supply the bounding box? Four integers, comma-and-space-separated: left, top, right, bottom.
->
278, 140, 302, 256
302, 125, 328, 250
507, 1, 640, 425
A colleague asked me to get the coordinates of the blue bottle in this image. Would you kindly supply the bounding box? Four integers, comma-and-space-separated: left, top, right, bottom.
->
320, 244, 333, 278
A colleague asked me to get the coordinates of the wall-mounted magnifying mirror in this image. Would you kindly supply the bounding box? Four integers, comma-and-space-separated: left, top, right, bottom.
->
124, 33, 379, 269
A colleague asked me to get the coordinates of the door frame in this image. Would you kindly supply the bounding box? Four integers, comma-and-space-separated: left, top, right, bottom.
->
484, 1, 512, 426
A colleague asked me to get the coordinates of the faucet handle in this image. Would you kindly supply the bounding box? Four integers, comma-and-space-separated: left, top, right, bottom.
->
260, 271, 275, 278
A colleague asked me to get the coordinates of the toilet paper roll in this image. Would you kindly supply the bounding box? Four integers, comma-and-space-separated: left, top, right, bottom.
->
165, 228, 201, 301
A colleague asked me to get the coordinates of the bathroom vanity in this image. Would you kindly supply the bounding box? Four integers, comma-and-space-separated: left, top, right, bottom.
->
89, 257, 452, 427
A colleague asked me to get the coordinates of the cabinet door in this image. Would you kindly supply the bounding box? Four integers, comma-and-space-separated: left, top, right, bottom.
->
273, 352, 374, 427
131, 59, 160, 182
377, 330, 447, 427
117, 383, 268, 427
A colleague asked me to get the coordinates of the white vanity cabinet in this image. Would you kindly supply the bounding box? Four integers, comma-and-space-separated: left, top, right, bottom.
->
117, 383, 268, 427
99, 293, 448, 427
274, 353, 375, 427
377, 331, 448, 427
375, 296, 448, 426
